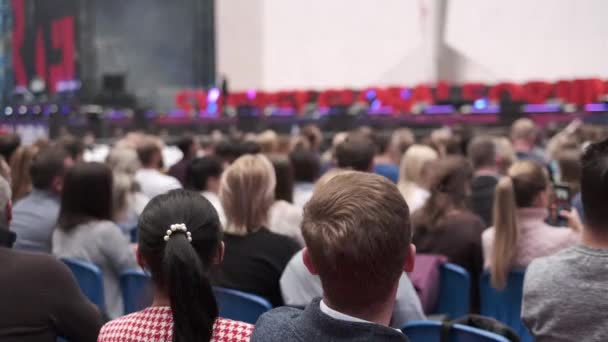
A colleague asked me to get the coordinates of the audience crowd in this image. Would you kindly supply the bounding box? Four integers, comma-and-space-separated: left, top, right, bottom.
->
0, 118, 605, 341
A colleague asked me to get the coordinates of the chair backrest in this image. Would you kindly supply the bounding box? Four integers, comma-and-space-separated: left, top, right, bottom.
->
436, 262, 470, 319
129, 227, 138, 244
61, 258, 105, 311
403, 320, 510, 342
213, 287, 272, 324
480, 270, 532, 342
120, 269, 153, 314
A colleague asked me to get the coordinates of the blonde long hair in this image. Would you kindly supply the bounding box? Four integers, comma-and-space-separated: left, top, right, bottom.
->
490, 160, 548, 289
220, 154, 276, 235
10, 145, 39, 202
397, 145, 438, 204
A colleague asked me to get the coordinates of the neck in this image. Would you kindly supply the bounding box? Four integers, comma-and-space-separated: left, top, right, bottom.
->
324, 289, 396, 326
152, 287, 171, 307
475, 166, 498, 176
374, 155, 393, 165
513, 140, 532, 153
581, 226, 608, 249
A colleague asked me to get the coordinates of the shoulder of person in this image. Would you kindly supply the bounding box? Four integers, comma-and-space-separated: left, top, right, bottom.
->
251, 307, 302, 340
15, 250, 77, 284
214, 317, 254, 341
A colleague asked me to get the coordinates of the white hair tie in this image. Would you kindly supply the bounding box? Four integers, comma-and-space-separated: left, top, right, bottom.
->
163, 223, 192, 242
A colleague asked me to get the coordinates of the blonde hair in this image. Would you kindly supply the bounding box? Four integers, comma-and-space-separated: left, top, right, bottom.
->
257, 130, 278, 153
490, 160, 548, 289
220, 154, 276, 234
493, 137, 516, 175
106, 148, 141, 175
10, 145, 39, 202
397, 144, 438, 203
511, 118, 537, 142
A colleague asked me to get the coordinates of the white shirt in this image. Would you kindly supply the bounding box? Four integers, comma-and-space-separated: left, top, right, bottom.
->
134, 169, 181, 199
293, 182, 315, 208
201, 191, 226, 227
268, 200, 304, 246
405, 186, 430, 213
320, 300, 404, 333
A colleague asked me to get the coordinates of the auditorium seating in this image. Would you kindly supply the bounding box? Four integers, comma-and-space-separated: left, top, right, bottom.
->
61, 258, 105, 311
480, 270, 532, 342
120, 269, 152, 314
402, 320, 510, 342
213, 287, 273, 324
436, 263, 470, 319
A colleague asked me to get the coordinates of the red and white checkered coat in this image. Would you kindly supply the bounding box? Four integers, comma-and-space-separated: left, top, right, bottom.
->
98, 306, 254, 342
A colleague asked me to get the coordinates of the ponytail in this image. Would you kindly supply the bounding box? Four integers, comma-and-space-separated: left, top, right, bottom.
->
490, 177, 519, 289
163, 234, 218, 342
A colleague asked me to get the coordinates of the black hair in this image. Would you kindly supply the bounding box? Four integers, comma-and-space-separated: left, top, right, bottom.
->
175, 134, 196, 157
58, 136, 85, 161
215, 139, 240, 164
289, 149, 320, 183
581, 139, 608, 231
270, 155, 294, 203
335, 133, 375, 172
372, 132, 391, 155
30, 147, 69, 190
136, 143, 161, 167
0, 134, 21, 162
58, 162, 113, 231
239, 140, 261, 156
138, 190, 221, 342
184, 156, 223, 192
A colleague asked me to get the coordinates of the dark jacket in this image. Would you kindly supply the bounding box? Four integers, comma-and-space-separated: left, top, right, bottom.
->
470, 174, 499, 227
251, 298, 409, 342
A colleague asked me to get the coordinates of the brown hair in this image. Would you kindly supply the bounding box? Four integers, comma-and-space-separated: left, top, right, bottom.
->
9, 145, 39, 201
490, 160, 548, 289
412, 156, 473, 230
220, 154, 275, 234
302, 172, 411, 311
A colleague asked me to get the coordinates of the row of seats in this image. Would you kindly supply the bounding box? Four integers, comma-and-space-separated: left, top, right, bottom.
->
62, 257, 528, 341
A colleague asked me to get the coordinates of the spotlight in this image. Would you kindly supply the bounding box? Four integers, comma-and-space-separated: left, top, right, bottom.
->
18, 106, 27, 115
4, 107, 13, 116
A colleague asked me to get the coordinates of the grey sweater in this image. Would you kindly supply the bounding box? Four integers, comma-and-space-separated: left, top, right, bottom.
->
52, 220, 138, 319
523, 245, 608, 342
251, 299, 409, 342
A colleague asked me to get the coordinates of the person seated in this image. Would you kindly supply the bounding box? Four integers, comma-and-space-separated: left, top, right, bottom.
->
334, 132, 375, 172
397, 144, 438, 213
268, 155, 304, 246
0, 176, 103, 341
209, 154, 300, 306
9, 145, 39, 202
522, 139, 608, 341
11, 147, 73, 253
251, 172, 415, 342
468, 136, 502, 227
168, 134, 200, 185
184, 156, 225, 225
412, 156, 485, 311
372, 132, 400, 183
98, 190, 253, 342
134, 137, 181, 199
482, 160, 579, 290
289, 149, 320, 207
53, 162, 138, 319
510, 118, 547, 164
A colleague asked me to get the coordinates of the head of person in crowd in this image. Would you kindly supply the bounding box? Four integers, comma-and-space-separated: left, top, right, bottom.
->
269, 155, 295, 204
57, 162, 114, 231
511, 118, 538, 153
0, 176, 12, 228
214, 139, 240, 166
580, 138, 608, 242
301, 125, 323, 153
239, 140, 262, 156
301, 172, 415, 322
493, 137, 516, 175
289, 149, 321, 184
112, 172, 135, 223
136, 137, 163, 170
175, 134, 200, 161
9, 145, 38, 202
372, 132, 393, 163
58, 135, 86, 162
0, 134, 21, 163
389, 128, 415, 164
413, 156, 473, 230
257, 130, 279, 154
397, 144, 439, 205
137, 190, 223, 342
106, 147, 141, 176
555, 148, 582, 195
334, 133, 375, 172
30, 147, 73, 195
184, 156, 224, 195
220, 154, 275, 234
468, 136, 500, 174
490, 160, 549, 288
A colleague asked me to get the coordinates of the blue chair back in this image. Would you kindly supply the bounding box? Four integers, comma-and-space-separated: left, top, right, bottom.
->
480, 270, 532, 342
403, 320, 510, 342
61, 258, 105, 311
213, 287, 272, 324
120, 269, 153, 314
436, 262, 470, 319
129, 226, 138, 243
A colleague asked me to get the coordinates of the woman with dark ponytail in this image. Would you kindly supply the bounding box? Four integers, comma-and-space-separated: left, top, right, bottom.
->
98, 190, 254, 342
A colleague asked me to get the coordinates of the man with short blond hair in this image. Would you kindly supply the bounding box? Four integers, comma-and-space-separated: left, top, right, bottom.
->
252, 172, 414, 342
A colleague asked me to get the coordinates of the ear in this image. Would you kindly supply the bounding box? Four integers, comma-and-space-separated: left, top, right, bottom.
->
302, 248, 318, 275
213, 241, 225, 265
403, 244, 416, 273
136, 246, 146, 270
